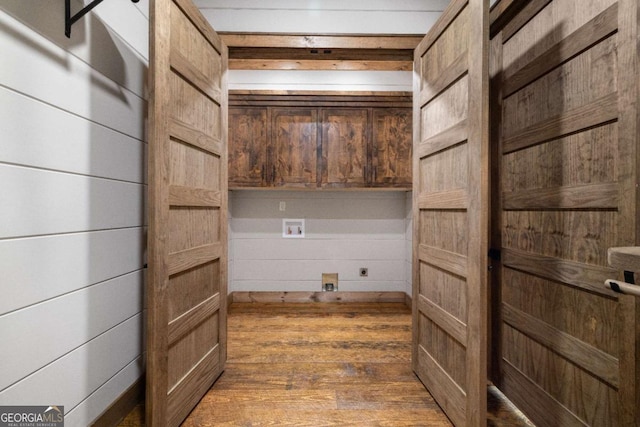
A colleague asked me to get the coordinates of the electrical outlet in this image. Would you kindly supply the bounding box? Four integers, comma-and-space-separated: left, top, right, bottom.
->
279, 201, 286, 211
359, 268, 368, 277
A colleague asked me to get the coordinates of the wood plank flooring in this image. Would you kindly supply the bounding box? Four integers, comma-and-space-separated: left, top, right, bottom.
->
119, 302, 532, 426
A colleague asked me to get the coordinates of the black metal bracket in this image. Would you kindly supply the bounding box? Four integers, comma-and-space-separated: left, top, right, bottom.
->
65, 0, 139, 38
624, 270, 635, 285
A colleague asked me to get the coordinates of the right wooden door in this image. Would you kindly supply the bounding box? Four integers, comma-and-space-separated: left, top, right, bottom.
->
490, 0, 639, 425
412, 0, 489, 426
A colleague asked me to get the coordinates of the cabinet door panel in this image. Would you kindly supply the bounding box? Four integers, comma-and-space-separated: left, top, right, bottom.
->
228, 108, 268, 187
372, 108, 412, 188
322, 108, 369, 188
272, 108, 318, 187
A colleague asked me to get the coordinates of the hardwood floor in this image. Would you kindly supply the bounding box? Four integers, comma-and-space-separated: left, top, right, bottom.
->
119, 302, 532, 426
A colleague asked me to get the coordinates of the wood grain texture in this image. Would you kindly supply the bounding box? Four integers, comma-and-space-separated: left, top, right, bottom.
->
493, 0, 639, 424
500, 360, 586, 427
228, 94, 412, 189
227, 43, 413, 72
502, 248, 617, 297
148, 0, 227, 425
501, 0, 553, 43
229, 58, 412, 71
418, 295, 468, 345
92, 377, 144, 427
613, 0, 639, 422
503, 183, 619, 210
168, 186, 221, 207
415, 344, 466, 427
419, 244, 468, 278
413, 0, 489, 425
230, 291, 407, 304
228, 107, 269, 187
502, 4, 618, 97
167, 294, 221, 345
119, 303, 532, 427
220, 33, 423, 50
417, 189, 468, 210
321, 108, 369, 187
502, 303, 619, 388
502, 93, 619, 154
417, 119, 468, 159
419, 50, 468, 106
272, 108, 319, 187
608, 247, 640, 272
371, 108, 413, 187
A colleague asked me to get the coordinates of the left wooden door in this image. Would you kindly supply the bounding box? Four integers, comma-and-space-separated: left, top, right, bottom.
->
148, 0, 228, 426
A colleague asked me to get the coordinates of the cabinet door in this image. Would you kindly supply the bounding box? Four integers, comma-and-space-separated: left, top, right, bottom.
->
372, 108, 412, 188
321, 108, 369, 188
228, 107, 269, 187
272, 108, 318, 188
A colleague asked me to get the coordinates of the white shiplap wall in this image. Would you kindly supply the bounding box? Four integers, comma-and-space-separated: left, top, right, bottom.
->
0, 0, 148, 425
230, 191, 408, 293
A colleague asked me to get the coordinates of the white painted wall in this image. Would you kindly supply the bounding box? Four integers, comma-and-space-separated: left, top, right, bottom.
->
194, 0, 449, 34
230, 191, 409, 293
0, 0, 148, 425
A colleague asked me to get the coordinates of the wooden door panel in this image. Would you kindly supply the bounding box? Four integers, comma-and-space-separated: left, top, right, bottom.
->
228, 108, 269, 187
491, 0, 638, 425
371, 108, 412, 187
272, 108, 318, 187
412, 0, 488, 426
321, 108, 368, 188
149, 0, 228, 426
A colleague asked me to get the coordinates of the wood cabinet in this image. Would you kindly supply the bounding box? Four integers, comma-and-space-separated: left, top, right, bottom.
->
371, 108, 412, 188
228, 92, 412, 190
321, 108, 369, 188
272, 108, 318, 188
228, 107, 269, 187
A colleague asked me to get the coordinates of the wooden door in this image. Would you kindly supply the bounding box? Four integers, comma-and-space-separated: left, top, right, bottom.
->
490, 0, 639, 425
148, 0, 227, 425
321, 108, 369, 188
272, 108, 318, 188
228, 107, 269, 188
371, 108, 412, 188
412, 0, 489, 426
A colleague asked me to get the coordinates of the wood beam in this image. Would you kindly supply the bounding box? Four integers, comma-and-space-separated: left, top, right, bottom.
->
221, 34, 421, 71
219, 33, 424, 49
229, 59, 412, 71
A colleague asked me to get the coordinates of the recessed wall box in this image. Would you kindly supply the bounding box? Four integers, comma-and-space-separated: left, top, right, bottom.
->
283, 219, 305, 238
322, 273, 338, 292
